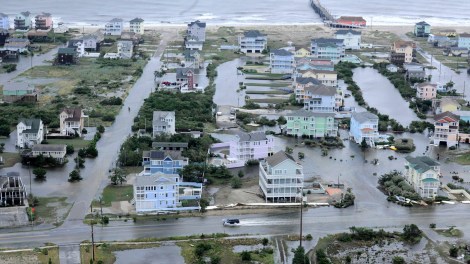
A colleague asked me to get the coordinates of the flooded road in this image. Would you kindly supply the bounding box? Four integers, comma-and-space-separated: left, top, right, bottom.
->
214, 58, 245, 107
353, 67, 419, 127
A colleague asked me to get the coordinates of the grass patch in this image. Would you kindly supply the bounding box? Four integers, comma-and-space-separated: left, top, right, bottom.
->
178, 238, 274, 264
452, 152, 470, 165
34, 197, 71, 227
93, 185, 133, 207
434, 227, 463, 238
0, 246, 59, 264
80, 243, 161, 264
250, 98, 289, 104
46, 138, 90, 148
0, 152, 21, 168
244, 82, 290, 87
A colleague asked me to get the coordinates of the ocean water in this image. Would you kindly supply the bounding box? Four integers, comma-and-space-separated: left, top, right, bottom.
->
0, 0, 469, 26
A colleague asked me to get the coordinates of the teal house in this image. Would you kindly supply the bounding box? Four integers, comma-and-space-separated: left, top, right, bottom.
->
414, 21, 431, 37
3, 82, 37, 103
285, 110, 338, 138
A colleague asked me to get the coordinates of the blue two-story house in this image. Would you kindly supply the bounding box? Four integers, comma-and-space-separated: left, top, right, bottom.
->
141, 150, 189, 176
310, 38, 345, 62
269, 49, 295, 74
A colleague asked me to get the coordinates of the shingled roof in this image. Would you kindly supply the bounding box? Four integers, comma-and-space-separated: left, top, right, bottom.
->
405, 156, 439, 173
266, 151, 295, 167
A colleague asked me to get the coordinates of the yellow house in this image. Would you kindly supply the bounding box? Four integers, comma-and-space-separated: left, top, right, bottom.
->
298, 69, 337, 87
295, 48, 311, 58
440, 98, 461, 113
391, 41, 414, 63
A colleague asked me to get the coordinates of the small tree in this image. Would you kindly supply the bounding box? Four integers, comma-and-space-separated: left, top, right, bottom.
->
238, 170, 245, 178
66, 144, 75, 155
285, 147, 293, 154
360, 138, 368, 152
449, 246, 459, 258
298, 152, 305, 160
231, 177, 242, 189
392, 256, 405, 264
199, 198, 210, 213
97, 125, 105, 134
241, 251, 251, 261
293, 246, 309, 264
402, 224, 422, 242
109, 168, 126, 185
262, 238, 269, 247
68, 169, 82, 182
74, 156, 85, 169
33, 168, 47, 181
277, 116, 287, 132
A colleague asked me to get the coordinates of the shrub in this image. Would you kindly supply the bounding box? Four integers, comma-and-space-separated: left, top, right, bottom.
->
102, 115, 115, 122
66, 144, 75, 154
245, 159, 259, 166
392, 256, 405, 264
231, 177, 242, 189
97, 125, 105, 133
241, 251, 252, 261
100, 97, 122, 105
306, 234, 313, 240
449, 246, 459, 258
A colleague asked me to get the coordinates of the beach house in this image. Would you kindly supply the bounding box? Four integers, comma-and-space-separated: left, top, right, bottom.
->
105, 18, 123, 36
269, 49, 295, 74
152, 111, 175, 137
297, 69, 337, 87
229, 131, 274, 162
285, 110, 338, 138
134, 173, 202, 212
259, 151, 304, 203
350, 111, 379, 146
295, 47, 311, 58
390, 41, 414, 65
176, 68, 199, 90
31, 144, 67, 163
59, 108, 86, 137
432, 111, 459, 148
404, 156, 440, 199
141, 150, 189, 176
184, 36, 204, 51
457, 33, 470, 49
303, 84, 337, 112
56, 48, 78, 65
14, 12, 32, 31
238, 30, 267, 54
2, 82, 37, 103
403, 63, 426, 80
310, 38, 345, 61
414, 21, 431, 37
4, 38, 30, 53
335, 29, 361, 50
129, 18, 144, 34
117, 40, 133, 59
294, 77, 323, 103
34, 13, 53, 30
16, 119, 44, 148
415, 82, 437, 100
0, 13, 9, 30
335, 16, 366, 27
186, 20, 206, 42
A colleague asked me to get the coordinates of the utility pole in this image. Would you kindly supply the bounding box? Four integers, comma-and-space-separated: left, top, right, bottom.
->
299, 188, 303, 248
91, 222, 95, 262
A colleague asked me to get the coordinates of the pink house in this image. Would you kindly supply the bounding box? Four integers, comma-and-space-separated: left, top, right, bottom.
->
35, 13, 52, 30
229, 131, 274, 161
416, 82, 437, 100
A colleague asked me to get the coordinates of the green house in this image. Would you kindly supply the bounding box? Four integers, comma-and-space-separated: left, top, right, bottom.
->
285, 110, 338, 138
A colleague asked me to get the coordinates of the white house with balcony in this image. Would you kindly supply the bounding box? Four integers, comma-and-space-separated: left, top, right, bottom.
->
432, 111, 459, 148
238, 30, 267, 54
152, 111, 175, 137
31, 144, 67, 163
134, 172, 202, 212
59, 108, 86, 137
350, 111, 379, 146
303, 84, 337, 112
129, 18, 144, 34
335, 29, 361, 50
229, 131, 274, 162
117, 40, 133, 59
269, 49, 294, 74
404, 156, 440, 199
0, 13, 9, 30
259, 151, 304, 203
105, 18, 123, 36
187, 20, 206, 42
16, 119, 44, 148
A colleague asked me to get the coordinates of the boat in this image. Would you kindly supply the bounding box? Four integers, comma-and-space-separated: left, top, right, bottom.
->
222, 218, 240, 227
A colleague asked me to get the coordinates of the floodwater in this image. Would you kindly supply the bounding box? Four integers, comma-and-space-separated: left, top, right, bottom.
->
214, 58, 246, 107
114, 244, 184, 264
352, 67, 419, 127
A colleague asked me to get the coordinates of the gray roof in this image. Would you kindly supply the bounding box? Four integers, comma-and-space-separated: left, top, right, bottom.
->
152, 142, 189, 149
296, 77, 322, 85
351, 111, 378, 123
18, 118, 42, 134
58, 48, 77, 54
153, 111, 175, 125
36, 12, 51, 17
287, 110, 335, 118
416, 21, 430, 26
311, 38, 344, 44
118, 40, 133, 48
459, 33, 470, 38
135, 173, 179, 186
271, 49, 293, 56
67, 39, 82, 48
243, 30, 265, 38
109, 18, 123, 22
266, 151, 295, 167
176, 68, 197, 79
3, 82, 33, 92
0, 13, 8, 18
20, 11, 31, 17
405, 156, 439, 173
236, 131, 267, 142
183, 50, 199, 60
335, 29, 361, 35
304, 84, 337, 96
143, 150, 186, 160
130, 17, 144, 23
188, 20, 206, 28
32, 144, 66, 152
7, 38, 29, 43
82, 34, 98, 41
